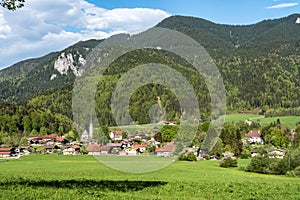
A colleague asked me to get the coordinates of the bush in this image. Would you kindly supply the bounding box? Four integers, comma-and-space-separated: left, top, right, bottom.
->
220, 157, 238, 168
245, 156, 272, 174
286, 166, 300, 177
178, 151, 197, 161
240, 149, 251, 159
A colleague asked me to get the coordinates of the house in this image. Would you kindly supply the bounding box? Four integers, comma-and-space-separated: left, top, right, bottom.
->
43, 145, 55, 154
133, 144, 147, 153
124, 147, 137, 156
26, 134, 59, 145
88, 144, 113, 155
62, 147, 76, 155
0, 148, 15, 158
109, 130, 123, 141
245, 131, 264, 145
164, 121, 177, 125
55, 136, 68, 145
268, 149, 285, 159
99, 146, 112, 154
197, 148, 209, 157
250, 149, 260, 157
250, 148, 285, 159
88, 144, 101, 155
155, 142, 175, 157
15, 146, 30, 155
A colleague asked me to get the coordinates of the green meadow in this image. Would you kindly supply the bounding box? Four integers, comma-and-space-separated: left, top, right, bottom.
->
224, 114, 299, 129
0, 155, 299, 200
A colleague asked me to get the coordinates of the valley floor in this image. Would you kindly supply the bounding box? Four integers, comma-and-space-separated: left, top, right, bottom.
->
0, 155, 299, 199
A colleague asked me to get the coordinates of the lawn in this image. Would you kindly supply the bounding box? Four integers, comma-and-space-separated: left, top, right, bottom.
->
0, 155, 299, 200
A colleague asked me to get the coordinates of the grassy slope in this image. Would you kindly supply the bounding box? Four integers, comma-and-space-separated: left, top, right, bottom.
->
0, 155, 299, 200
110, 114, 299, 133
224, 114, 299, 129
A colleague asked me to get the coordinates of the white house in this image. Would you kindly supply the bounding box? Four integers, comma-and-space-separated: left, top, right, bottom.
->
109, 130, 123, 141
245, 131, 264, 145
62, 147, 75, 155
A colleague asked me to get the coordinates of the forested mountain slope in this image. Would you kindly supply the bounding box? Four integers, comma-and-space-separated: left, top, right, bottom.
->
0, 14, 299, 131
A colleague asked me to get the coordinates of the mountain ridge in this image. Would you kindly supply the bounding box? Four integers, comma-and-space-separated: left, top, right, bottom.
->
0, 14, 299, 113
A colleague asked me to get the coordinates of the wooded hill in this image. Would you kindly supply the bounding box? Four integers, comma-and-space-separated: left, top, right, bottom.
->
0, 14, 299, 133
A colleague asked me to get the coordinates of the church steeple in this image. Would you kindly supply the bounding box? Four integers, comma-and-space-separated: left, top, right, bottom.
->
89, 113, 93, 139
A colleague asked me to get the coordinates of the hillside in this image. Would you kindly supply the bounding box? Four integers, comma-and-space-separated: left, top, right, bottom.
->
0, 14, 299, 130
0, 39, 102, 103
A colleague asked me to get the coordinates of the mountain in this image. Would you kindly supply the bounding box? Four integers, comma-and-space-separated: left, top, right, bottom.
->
157, 14, 300, 57
0, 14, 299, 130
0, 39, 102, 103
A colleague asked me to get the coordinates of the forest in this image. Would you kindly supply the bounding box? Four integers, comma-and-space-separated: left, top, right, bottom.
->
0, 14, 299, 141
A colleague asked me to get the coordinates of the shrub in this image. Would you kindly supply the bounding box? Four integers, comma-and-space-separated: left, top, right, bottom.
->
245, 155, 272, 174
240, 149, 251, 159
178, 151, 197, 161
220, 157, 238, 168
286, 166, 300, 177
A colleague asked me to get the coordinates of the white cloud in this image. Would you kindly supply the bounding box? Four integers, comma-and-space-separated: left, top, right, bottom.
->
266, 2, 299, 9
0, 0, 170, 69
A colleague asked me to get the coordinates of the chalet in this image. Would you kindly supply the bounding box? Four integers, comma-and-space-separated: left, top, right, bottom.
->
99, 146, 111, 155
250, 148, 285, 159
88, 144, 101, 155
109, 130, 123, 141
15, 146, 30, 155
133, 144, 147, 153
0, 148, 15, 158
27, 134, 58, 145
245, 131, 264, 145
43, 145, 54, 154
268, 148, 285, 159
88, 144, 112, 155
55, 136, 68, 145
62, 147, 76, 155
155, 142, 175, 157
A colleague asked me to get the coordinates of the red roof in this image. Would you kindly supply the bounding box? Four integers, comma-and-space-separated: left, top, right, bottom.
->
110, 130, 123, 135
99, 146, 111, 151
0, 148, 13, 152
0, 152, 11, 155
88, 144, 101, 152
246, 131, 261, 138
73, 145, 81, 149
155, 142, 175, 153
155, 147, 174, 152
56, 136, 66, 142
133, 144, 147, 149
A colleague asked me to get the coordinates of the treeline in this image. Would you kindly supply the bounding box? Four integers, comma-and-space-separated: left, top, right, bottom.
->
245, 148, 300, 176
0, 84, 77, 146
209, 119, 300, 159
217, 54, 300, 110
265, 107, 300, 118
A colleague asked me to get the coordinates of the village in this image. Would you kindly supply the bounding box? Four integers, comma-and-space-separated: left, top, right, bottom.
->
0, 121, 288, 160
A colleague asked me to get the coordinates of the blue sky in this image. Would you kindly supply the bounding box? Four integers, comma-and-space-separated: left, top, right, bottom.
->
87, 0, 300, 24
0, 0, 299, 69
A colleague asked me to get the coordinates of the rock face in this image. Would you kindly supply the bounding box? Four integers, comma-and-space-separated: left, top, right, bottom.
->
54, 52, 85, 77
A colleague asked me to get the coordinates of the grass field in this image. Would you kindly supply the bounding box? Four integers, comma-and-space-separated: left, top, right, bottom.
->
0, 155, 300, 200
224, 114, 299, 129
109, 114, 299, 134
